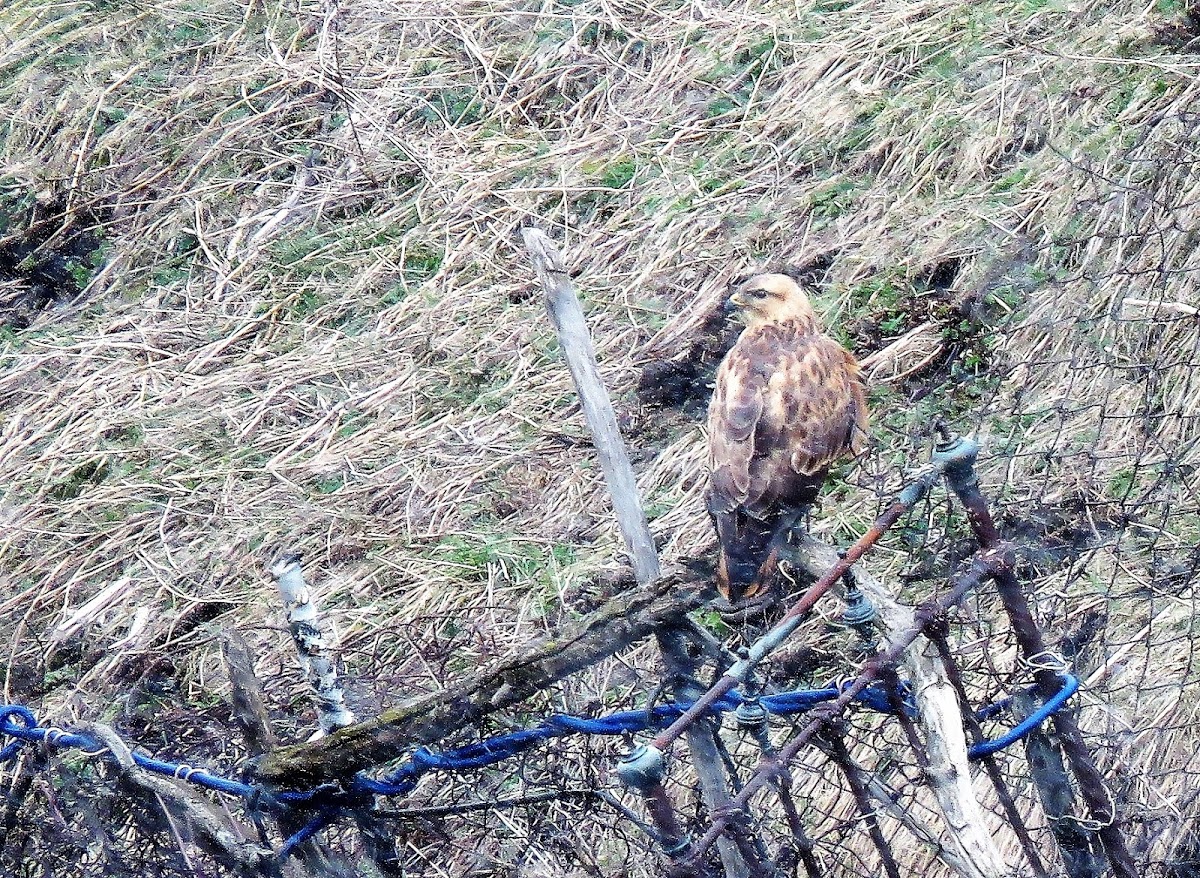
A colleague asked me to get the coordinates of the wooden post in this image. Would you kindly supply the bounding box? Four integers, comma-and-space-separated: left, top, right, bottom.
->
521, 227, 660, 586
523, 229, 760, 878
790, 537, 1007, 878
659, 627, 754, 878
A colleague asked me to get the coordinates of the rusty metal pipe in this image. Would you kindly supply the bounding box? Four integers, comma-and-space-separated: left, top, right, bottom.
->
683, 552, 996, 866
938, 433, 1137, 878
650, 464, 946, 755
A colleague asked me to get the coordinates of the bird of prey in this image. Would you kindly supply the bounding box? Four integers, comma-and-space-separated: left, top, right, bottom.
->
707, 273, 868, 604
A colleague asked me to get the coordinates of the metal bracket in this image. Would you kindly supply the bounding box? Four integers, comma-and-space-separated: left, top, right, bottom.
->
617, 744, 667, 792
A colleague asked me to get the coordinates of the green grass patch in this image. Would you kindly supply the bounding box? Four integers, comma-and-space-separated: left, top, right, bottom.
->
403, 242, 443, 283
435, 534, 564, 588
809, 178, 864, 220
418, 85, 484, 126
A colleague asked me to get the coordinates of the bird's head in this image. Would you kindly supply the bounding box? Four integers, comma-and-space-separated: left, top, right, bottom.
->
723, 273, 818, 329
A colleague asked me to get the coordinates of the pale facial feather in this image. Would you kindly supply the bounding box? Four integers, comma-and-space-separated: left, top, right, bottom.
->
729, 273, 819, 329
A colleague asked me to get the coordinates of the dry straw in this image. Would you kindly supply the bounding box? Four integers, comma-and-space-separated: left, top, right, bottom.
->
1, 0, 1199, 874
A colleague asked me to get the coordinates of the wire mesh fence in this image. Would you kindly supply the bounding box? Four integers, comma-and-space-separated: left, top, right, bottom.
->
2, 0, 1200, 876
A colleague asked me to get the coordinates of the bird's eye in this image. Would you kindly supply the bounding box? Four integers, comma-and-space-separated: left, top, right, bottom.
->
749, 289, 768, 299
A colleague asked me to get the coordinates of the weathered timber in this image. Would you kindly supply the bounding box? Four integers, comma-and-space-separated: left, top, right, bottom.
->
928, 625, 1050, 878
220, 629, 278, 757
790, 533, 1006, 878
525, 228, 751, 878
658, 627, 753, 878
522, 226, 660, 586
254, 574, 707, 788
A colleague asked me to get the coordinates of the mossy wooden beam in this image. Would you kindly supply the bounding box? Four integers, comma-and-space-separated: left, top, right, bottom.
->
254, 574, 708, 789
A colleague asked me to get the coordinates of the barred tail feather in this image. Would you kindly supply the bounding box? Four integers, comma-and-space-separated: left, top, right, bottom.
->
714, 507, 806, 603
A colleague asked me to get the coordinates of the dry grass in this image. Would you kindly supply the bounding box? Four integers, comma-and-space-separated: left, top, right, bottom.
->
1, 0, 1199, 874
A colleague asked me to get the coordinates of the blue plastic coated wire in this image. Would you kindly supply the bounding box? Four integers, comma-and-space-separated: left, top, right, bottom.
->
278, 808, 339, 858
967, 674, 1079, 759
0, 703, 263, 799
0, 674, 1080, 812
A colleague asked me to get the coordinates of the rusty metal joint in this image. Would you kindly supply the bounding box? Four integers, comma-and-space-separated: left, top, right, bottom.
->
979, 541, 1017, 574
711, 802, 752, 827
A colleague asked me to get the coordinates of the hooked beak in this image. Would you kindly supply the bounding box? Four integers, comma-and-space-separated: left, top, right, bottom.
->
722, 292, 747, 316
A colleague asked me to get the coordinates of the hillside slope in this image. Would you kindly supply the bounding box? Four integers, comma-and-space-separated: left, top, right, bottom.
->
1, 0, 1199, 874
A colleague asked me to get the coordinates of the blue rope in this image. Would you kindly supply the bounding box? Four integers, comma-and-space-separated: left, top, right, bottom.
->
968, 674, 1079, 759
0, 674, 1080, 832
0, 704, 263, 800
278, 809, 339, 859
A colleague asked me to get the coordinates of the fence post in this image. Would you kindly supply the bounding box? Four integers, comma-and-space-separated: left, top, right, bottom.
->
935, 430, 1137, 878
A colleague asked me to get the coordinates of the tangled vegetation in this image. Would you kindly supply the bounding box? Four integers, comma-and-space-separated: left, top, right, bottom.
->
1, 0, 1199, 874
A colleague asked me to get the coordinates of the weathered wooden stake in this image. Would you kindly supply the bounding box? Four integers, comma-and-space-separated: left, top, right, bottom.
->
659, 627, 754, 878
523, 227, 754, 878
520, 227, 660, 586
220, 630, 278, 757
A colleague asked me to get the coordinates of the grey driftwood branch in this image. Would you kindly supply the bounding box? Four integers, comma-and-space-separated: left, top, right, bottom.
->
254, 572, 708, 787
790, 534, 1006, 878
81, 722, 276, 878
520, 226, 660, 586
659, 627, 752, 878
